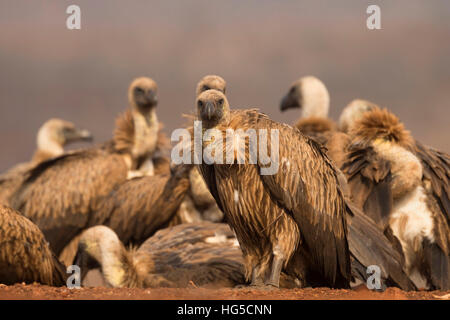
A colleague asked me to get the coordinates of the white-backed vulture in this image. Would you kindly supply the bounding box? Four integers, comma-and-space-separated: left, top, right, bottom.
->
10, 77, 161, 256
280, 76, 336, 145
0, 205, 67, 286
0, 119, 92, 206
342, 106, 450, 290
195, 90, 414, 290
74, 222, 245, 288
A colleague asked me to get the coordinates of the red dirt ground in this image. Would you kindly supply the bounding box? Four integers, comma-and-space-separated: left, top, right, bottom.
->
0, 284, 449, 300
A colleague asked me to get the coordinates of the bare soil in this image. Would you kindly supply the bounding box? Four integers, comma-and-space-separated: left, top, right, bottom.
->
0, 284, 449, 300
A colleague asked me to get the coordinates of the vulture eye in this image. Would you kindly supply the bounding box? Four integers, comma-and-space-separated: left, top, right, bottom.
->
289, 87, 295, 94
197, 100, 203, 108
135, 87, 144, 94
218, 98, 224, 106
202, 85, 210, 92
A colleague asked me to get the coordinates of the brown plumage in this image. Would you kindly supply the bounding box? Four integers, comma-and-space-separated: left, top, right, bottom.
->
0, 205, 67, 286
74, 222, 245, 288
0, 118, 92, 206
196, 89, 351, 288
342, 106, 450, 290
59, 164, 192, 266
10, 77, 162, 256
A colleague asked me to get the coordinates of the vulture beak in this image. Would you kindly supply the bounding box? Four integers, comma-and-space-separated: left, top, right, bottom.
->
280, 92, 300, 112
65, 128, 93, 144
146, 90, 158, 107
203, 101, 216, 120
73, 251, 88, 283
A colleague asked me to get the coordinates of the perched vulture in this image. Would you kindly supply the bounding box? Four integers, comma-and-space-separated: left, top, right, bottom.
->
10, 77, 161, 256
342, 106, 450, 290
0, 118, 92, 206
170, 75, 227, 225
74, 222, 245, 288
0, 205, 67, 286
105, 77, 170, 177
280, 76, 336, 145
195, 90, 414, 289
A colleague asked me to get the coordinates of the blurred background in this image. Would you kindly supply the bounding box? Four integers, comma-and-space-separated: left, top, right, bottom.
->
0, 0, 449, 172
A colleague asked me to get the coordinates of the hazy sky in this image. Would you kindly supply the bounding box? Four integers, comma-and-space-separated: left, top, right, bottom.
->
0, 1, 449, 171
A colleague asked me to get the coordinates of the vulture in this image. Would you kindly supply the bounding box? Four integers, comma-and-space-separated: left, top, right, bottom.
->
342, 106, 450, 290
195, 89, 415, 290
279, 76, 336, 145
0, 118, 92, 206
10, 77, 162, 256
74, 222, 245, 288
278, 76, 351, 168
0, 205, 67, 286
171, 75, 227, 225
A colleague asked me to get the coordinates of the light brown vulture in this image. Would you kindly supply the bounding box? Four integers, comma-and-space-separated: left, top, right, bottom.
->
195, 90, 415, 290
74, 222, 245, 288
0, 205, 67, 286
10, 77, 161, 257
0, 118, 92, 206
342, 106, 450, 290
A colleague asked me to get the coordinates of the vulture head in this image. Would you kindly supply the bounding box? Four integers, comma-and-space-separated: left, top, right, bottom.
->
128, 77, 158, 113
196, 89, 230, 128
37, 118, 92, 154
74, 225, 129, 288
339, 99, 378, 133
280, 76, 329, 118
196, 75, 227, 97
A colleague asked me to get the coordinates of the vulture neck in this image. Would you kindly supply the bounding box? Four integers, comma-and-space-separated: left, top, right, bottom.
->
97, 236, 129, 288
33, 130, 64, 163
300, 91, 330, 119
131, 107, 159, 160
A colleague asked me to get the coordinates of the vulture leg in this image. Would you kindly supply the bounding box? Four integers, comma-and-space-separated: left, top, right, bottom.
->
266, 255, 285, 288
250, 265, 264, 286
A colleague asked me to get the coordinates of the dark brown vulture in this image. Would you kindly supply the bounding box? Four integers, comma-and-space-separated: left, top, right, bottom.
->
195, 90, 414, 290
10, 77, 161, 257
0, 118, 92, 206
280, 76, 336, 145
0, 205, 67, 286
342, 106, 450, 290
74, 222, 245, 288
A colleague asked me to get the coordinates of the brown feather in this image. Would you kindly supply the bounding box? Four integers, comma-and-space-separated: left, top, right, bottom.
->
0, 205, 67, 286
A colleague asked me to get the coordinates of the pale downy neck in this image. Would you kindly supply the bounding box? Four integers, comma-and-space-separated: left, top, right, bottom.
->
98, 235, 128, 288
33, 127, 64, 162
301, 92, 330, 119
131, 107, 159, 159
